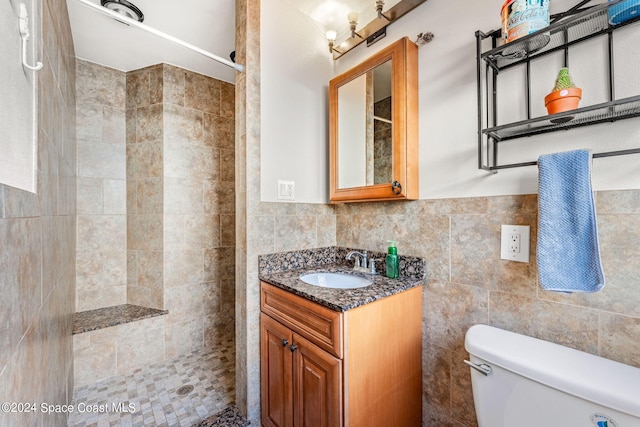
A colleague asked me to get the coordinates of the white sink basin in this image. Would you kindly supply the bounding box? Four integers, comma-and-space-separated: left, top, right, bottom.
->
299, 272, 372, 289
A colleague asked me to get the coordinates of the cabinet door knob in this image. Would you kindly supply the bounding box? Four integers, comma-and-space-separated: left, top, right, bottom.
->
282, 339, 288, 346
290, 344, 298, 352
391, 181, 402, 195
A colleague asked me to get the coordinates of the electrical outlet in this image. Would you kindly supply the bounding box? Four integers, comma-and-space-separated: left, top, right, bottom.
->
501, 225, 530, 263
509, 233, 520, 253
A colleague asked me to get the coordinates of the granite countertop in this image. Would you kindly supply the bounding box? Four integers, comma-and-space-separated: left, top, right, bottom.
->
259, 264, 425, 312
73, 304, 168, 335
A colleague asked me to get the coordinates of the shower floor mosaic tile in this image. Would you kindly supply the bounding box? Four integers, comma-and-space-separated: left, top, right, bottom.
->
68, 335, 238, 427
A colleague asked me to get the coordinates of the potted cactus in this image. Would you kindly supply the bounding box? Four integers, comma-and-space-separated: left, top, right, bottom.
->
544, 67, 582, 122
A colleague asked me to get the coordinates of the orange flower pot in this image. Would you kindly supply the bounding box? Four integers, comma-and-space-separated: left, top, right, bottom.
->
544, 87, 582, 115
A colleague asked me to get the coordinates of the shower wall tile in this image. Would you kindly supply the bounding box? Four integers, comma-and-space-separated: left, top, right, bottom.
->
77, 139, 126, 179
221, 214, 236, 246
221, 81, 235, 119
102, 105, 127, 144
76, 286, 127, 312
220, 149, 236, 181
0, 2, 76, 426
164, 103, 204, 145
164, 177, 203, 214
116, 323, 165, 375
205, 180, 236, 214
127, 214, 163, 251
149, 65, 164, 105
205, 247, 236, 282
103, 179, 127, 214
126, 68, 151, 109
77, 215, 127, 252
135, 105, 164, 144
77, 177, 102, 215
185, 214, 221, 248
204, 114, 235, 149
124, 65, 235, 365
126, 141, 163, 179
76, 103, 103, 141
165, 318, 204, 360
76, 250, 127, 289
162, 64, 185, 106
73, 315, 167, 387
185, 72, 221, 115
75, 60, 127, 313
77, 60, 125, 108
163, 250, 204, 289
164, 143, 219, 181
73, 337, 117, 388
135, 177, 163, 214
0, 218, 42, 371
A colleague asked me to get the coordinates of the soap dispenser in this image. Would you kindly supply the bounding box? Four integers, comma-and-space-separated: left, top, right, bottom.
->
386, 240, 399, 279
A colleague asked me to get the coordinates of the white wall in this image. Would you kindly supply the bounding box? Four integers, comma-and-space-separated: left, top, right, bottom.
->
261, 0, 640, 202
261, 0, 334, 203
0, 0, 37, 192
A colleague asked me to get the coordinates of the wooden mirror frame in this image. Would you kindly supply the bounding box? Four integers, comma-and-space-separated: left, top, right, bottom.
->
329, 37, 418, 203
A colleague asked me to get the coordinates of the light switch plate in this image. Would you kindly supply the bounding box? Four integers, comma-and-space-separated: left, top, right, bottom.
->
277, 180, 295, 200
500, 224, 530, 263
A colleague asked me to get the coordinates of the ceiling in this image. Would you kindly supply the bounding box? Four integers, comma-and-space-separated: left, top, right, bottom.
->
66, 0, 401, 83
66, 0, 238, 82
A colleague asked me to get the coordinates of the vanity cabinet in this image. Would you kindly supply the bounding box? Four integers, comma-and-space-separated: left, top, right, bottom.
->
260, 281, 422, 427
329, 37, 419, 203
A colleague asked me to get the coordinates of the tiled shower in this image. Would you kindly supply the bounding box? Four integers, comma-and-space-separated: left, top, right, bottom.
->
74, 59, 236, 386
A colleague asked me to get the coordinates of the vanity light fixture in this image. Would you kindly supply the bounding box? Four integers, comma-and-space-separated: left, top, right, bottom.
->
376, 0, 390, 20
326, 30, 342, 54
347, 11, 362, 38
328, 0, 427, 60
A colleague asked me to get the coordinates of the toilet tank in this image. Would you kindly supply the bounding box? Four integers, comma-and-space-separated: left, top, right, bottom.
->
464, 324, 640, 427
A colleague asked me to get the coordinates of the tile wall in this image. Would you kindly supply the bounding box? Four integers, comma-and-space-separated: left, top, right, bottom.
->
76, 60, 127, 311
74, 62, 236, 386
334, 191, 640, 426
0, 0, 77, 425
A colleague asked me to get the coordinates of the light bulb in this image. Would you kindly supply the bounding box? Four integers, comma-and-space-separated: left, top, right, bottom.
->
326, 30, 337, 42
347, 11, 360, 38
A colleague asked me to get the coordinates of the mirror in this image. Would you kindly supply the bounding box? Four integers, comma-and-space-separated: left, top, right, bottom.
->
330, 37, 418, 203
337, 61, 392, 188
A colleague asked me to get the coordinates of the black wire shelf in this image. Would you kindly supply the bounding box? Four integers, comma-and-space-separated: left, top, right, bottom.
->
482, 0, 640, 72
476, 0, 640, 171
483, 94, 640, 141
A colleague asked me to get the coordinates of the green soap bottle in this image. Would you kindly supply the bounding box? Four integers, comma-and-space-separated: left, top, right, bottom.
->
386, 240, 399, 279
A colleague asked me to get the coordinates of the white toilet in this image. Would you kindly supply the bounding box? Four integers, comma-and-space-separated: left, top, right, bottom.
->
464, 324, 640, 427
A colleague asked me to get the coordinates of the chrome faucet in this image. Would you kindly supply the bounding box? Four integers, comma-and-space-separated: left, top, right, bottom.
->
346, 250, 377, 274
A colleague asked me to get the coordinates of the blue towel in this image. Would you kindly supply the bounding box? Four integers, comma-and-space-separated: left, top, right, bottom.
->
537, 149, 605, 293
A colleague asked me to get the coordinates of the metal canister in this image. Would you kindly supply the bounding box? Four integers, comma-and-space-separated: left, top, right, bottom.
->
501, 0, 550, 44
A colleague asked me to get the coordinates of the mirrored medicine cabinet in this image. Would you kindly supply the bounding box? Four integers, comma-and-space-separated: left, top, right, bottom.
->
329, 36, 419, 203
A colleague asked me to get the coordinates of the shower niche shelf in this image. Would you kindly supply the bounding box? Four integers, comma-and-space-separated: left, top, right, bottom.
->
476, 0, 640, 172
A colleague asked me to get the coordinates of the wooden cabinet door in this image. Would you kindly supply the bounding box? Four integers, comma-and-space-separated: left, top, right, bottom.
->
261, 313, 294, 427
292, 333, 342, 427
